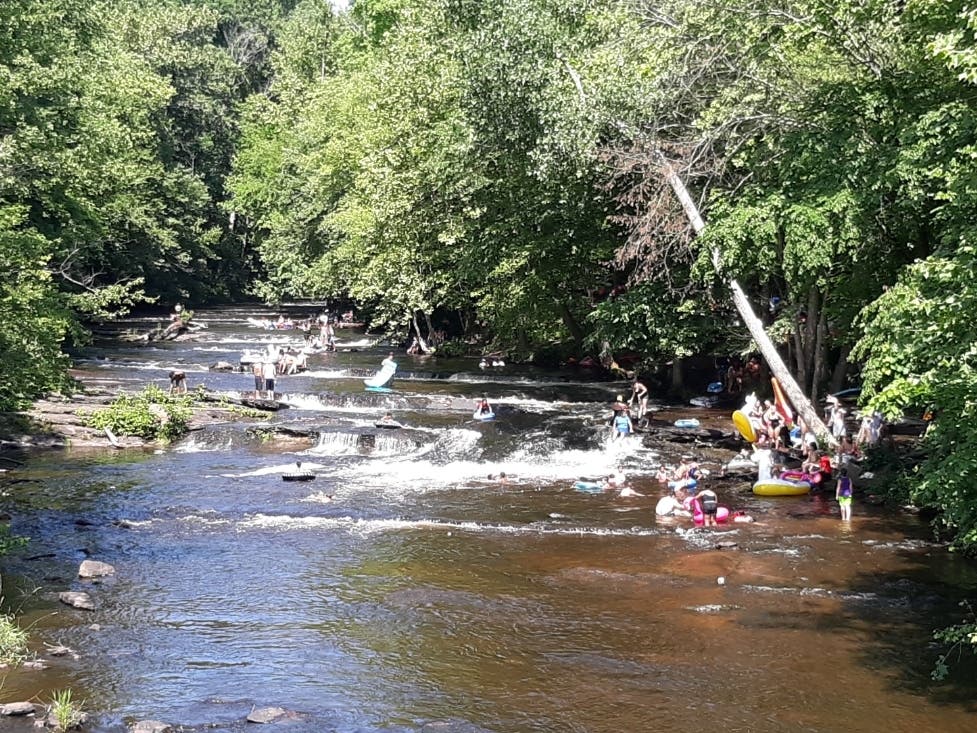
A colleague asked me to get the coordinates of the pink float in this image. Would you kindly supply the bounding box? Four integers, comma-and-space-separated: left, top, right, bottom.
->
779, 469, 823, 485
685, 497, 730, 525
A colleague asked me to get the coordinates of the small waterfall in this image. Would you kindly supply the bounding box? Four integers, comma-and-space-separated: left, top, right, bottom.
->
307, 432, 363, 455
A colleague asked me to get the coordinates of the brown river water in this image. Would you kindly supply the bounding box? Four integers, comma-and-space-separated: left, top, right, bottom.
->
1, 307, 975, 732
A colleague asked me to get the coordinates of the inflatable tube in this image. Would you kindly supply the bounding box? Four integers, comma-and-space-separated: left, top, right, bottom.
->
731, 410, 757, 443
707, 381, 725, 393
375, 421, 403, 429
364, 363, 397, 388
473, 410, 496, 421
655, 496, 678, 516
771, 377, 794, 425
667, 478, 698, 492
693, 506, 730, 526
752, 478, 811, 496
283, 472, 315, 482
779, 469, 822, 485
573, 480, 604, 493
674, 418, 700, 429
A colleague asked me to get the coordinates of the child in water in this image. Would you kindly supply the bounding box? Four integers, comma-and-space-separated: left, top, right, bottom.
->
835, 467, 853, 521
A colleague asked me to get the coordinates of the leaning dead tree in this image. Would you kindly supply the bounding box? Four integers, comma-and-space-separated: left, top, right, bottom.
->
661, 159, 838, 449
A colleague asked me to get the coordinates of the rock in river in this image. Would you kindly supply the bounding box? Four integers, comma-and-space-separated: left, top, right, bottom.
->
247, 707, 287, 724
59, 591, 95, 611
79, 559, 116, 578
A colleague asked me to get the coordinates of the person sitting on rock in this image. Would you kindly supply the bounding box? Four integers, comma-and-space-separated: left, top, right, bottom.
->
169, 370, 187, 395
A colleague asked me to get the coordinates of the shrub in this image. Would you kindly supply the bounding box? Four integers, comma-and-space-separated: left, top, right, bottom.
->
86, 385, 193, 441
0, 614, 29, 665
434, 339, 469, 358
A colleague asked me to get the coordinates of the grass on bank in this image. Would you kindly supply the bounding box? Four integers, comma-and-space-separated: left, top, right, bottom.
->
85, 384, 195, 441
49, 688, 85, 731
0, 613, 30, 666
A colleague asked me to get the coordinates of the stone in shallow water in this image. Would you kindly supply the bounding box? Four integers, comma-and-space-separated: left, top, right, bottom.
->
0, 702, 36, 716
246, 707, 287, 724
59, 591, 95, 611
131, 721, 173, 733
79, 559, 116, 578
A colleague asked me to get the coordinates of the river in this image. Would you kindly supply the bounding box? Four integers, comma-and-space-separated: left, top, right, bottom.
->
1, 306, 976, 732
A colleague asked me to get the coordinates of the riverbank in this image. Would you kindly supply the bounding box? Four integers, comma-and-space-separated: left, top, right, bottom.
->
0, 375, 275, 453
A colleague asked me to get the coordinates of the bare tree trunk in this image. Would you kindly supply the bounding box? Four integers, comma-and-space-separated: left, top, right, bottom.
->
671, 357, 684, 393
830, 343, 852, 394
410, 310, 432, 354
801, 286, 821, 391
663, 163, 838, 448
811, 306, 829, 404
556, 300, 584, 350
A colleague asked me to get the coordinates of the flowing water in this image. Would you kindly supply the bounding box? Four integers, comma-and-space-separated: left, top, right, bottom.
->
2, 306, 976, 732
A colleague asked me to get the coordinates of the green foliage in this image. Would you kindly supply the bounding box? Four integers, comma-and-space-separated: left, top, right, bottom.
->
0, 211, 76, 410
86, 385, 194, 441
585, 283, 724, 362
435, 339, 469, 358
0, 614, 30, 666
932, 601, 977, 681
0, 525, 29, 557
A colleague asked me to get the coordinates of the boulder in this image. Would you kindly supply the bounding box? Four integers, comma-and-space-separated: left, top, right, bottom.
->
79, 560, 115, 578
209, 361, 236, 372
59, 591, 95, 611
246, 707, 287, 724
0, 702, 36, 716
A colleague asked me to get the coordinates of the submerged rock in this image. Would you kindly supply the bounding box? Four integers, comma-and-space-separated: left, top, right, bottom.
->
59, 591, 95, 611
131, 720, 173, 733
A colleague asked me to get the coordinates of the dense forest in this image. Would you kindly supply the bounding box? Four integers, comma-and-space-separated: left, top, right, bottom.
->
2, 0, 977, 563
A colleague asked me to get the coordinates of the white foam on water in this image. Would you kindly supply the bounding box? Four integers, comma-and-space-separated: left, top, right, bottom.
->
302, 492, 335, 504
329, 443, 655, 499
234, 513, 660, 538
222, 462, 326, 477
754, 547, 803, 557
171, 436, 234, 453
294, 369, 353, 379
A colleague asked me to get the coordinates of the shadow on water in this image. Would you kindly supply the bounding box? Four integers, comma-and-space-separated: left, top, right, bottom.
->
836, 541, 977, 706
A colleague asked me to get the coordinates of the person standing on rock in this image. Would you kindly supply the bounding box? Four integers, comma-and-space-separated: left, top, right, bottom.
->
629, 379, 649, 420
252, 361, 263, 394
262, 360, 277, 399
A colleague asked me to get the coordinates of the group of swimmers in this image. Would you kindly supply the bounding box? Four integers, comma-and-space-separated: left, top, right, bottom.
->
653, 455, 754, 527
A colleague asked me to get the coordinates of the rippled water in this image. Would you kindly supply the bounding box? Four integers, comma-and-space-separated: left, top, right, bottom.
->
2, 306, 976, 732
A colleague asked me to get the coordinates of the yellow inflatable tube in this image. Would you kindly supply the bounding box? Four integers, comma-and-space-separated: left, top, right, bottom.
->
731, 410, 756, 443
753, 478, 811, 496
